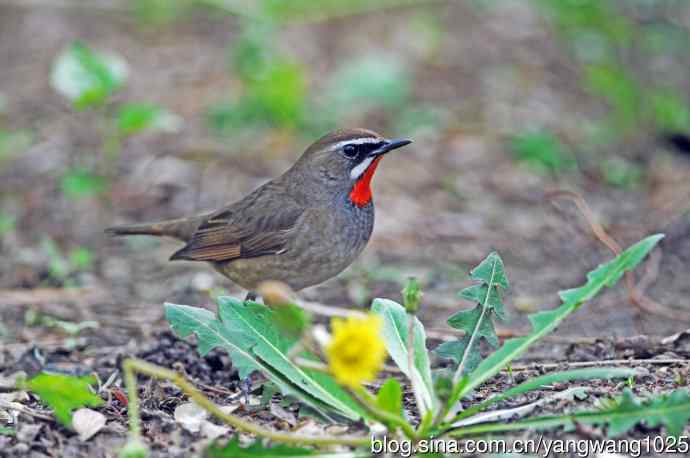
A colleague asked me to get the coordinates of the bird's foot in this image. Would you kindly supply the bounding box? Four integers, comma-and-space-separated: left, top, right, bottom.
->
244, 291, 258, 302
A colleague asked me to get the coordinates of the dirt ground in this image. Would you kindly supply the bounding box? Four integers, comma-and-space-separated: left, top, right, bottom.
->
1, 2, 690, 457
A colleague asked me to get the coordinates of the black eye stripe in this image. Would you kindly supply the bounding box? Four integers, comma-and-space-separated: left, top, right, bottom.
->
341, 141, 385, 160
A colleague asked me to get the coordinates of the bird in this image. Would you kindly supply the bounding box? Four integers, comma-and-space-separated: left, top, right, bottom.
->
106, 128, 412, 298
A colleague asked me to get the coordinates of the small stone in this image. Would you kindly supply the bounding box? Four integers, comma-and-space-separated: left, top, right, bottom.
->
73, 408, 106, 441
174, 402, 207, 433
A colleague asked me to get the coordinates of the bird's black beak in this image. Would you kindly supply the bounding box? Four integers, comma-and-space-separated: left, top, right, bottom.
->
371, 138, 413, 156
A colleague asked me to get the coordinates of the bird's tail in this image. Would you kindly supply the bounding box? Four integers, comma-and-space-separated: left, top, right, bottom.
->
105, 217, 201, 242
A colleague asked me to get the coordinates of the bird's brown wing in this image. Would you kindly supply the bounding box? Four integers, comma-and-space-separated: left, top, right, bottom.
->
169, 205, 304, 262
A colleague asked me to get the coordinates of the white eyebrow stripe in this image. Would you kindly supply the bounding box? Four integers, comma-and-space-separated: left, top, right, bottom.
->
329, 137, 382, 151
350, 156, 375, 180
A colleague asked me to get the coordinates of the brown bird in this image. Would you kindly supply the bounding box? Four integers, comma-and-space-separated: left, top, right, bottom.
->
106, 128, 411, 296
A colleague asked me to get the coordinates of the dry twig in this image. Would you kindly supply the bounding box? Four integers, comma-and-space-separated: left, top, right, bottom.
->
546, 190, 690, 322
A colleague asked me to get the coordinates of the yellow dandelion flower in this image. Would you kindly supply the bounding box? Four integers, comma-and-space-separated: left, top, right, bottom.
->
326, 314, 386, 387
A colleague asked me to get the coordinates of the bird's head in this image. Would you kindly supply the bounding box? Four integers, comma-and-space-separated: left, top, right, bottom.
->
294, 128, 412, 207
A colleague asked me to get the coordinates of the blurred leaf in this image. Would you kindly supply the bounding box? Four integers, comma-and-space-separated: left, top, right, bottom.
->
394, 106, 444, 138
0, 130, 32, 163
0, 212, 16, 236
376, 378, 403, 417
60, 168, 107, 199
206, 436, 316, 457
510, 130, 576, 174
601, 157, 642, 189
247, 61, 306, 127
130, 0, 192, 25
327, 54, 410, 112
51, 42, 128, 109
650, 90, 690, 132
27, 373, 102, 427
0, 427, 14, 436
231, 21, 276, 82
585, 65, 641, 133
533, 0, 633, 49
42, 237, 69, 279
69, 247, 93, 271
116, 103, 181, 136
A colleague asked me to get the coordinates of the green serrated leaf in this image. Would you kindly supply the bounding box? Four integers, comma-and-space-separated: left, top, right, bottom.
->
435, 252, 507, 375
603, 388, 690, 438
449, 388, 690, 440
218, 298, 364, 420
469, 252, 509, 289
371, 298, 437, 415
27, 372, 102, 426
435, 305, 499, 373
457, 234, 664, 401
376, 378, 403, 417
166, 300, 365, 421
450, 367, 638, 426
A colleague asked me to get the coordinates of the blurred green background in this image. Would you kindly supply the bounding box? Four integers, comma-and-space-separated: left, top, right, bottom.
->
1, 0, 689, 339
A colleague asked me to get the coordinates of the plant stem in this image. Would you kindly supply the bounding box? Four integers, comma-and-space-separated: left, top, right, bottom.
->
349, 386, 417, 440
406, 313, 427, 417
122, 358, 369, 447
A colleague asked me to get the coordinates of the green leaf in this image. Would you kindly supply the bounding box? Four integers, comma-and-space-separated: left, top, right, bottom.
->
69, 247, 93, 271
435, 252, 507, 375
651, 90, 690, 132
60, 168, 107, 199
457, 234, 664, 401
327, 53, 410, 113
434, 305, 498, 372
271, 303, 311, 341
584, 64, 642, 133
449, 388, 690, 439
0, 426, 14, 436
116, 103, 181, 136
218, 298, 364, 419
166, 303, 340, 421
510, 130, 576, 174
450, 367, 638, 426
604, 389, 690, 437
371, 298, 437, 415
166, 299, 365, 421
0, 212, 16, 236
51, 41, 128, 109
206, 436, 315, 457
376, 378, 403, 417
27, 373, 102, 426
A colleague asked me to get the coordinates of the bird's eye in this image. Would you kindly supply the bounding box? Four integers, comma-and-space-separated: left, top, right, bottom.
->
342, 144, 358, 159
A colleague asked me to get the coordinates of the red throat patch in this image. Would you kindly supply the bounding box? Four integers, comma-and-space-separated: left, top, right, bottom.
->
349, 156, 383, 207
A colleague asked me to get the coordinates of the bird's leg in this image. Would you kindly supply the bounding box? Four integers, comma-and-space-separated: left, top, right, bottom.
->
240, 375, 252, 405
239, 291, 256, 403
